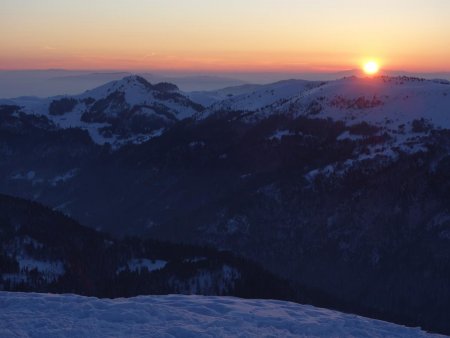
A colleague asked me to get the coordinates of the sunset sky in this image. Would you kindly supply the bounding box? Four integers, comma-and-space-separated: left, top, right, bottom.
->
1, 0, 450, 72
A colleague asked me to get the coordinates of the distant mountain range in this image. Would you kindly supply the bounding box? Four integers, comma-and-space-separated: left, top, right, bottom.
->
0, 70, 247, 98
1, 74, 450, 334
1, 69, 449, 98
2, 74, 449, 151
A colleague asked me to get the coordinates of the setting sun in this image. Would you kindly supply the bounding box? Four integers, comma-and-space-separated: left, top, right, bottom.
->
363, 61, 380, 75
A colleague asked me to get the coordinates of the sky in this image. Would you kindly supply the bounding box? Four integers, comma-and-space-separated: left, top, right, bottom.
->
1, 0, 450, 72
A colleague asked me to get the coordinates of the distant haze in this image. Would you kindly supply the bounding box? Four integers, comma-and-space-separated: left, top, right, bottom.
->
1, 69, 450, 98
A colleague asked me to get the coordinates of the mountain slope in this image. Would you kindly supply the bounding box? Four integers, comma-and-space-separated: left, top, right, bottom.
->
2, 75, 203, 148
278, 76, 450, 129
201, 76, 450, 172
0, 194, 293, 300
190, 79, 320, 111
275, 76, 450, 174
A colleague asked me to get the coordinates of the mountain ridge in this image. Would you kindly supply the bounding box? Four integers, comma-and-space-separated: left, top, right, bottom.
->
0, 193, 293, 300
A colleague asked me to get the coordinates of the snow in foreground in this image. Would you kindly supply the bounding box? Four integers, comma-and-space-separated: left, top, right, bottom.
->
0, 292, 443, 338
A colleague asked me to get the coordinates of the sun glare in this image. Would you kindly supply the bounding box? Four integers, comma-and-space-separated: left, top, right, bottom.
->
363, 61, 380, 75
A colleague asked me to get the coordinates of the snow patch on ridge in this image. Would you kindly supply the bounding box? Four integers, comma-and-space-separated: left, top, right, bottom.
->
116, 259, 167, 274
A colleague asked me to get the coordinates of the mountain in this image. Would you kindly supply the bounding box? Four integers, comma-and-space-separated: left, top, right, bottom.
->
0, 70, 249, 98
51, 72, 248, 92
0, 292, 440, 338
1, 75, 204, 148
0, 193, 293, 300
1, 75, 450, 334
190, 79, 321, 110
143, 73, 248, 91
273, 76, 450, 128
235, 76, 450, 167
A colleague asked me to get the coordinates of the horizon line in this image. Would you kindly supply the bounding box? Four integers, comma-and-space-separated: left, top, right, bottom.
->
1, 68, 450, 75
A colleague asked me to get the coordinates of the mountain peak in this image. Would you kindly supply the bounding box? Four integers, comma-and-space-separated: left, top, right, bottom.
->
120, 75, 151, 85
84, 75, 181, 97
119, 76, 180, 92
79, 75, 155, 99
112, 75, 153, 90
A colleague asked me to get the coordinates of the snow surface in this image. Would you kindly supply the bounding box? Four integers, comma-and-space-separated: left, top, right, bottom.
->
282, 76, 450, 131
2, 258, 65, 285
269, 129, 296, 141
188, 84, 263, 106
196, 79, 318, 112
16, 258, 65, 281
1, 235, 66, 284
116, 258, 167, 274
49, 169, 78, 186
0, 292, 443, 338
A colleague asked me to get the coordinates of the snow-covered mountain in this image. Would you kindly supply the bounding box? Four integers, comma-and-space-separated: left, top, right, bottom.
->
273, 76, 450, 175
201, 76, 450, 127
197, 76, 450, 176
197, 76, 449, 128
3, 75, 449, 152
275, 76, 450, 129
0, 292, 442, 338
1, 75, 204, 148
190, 79, 320, 110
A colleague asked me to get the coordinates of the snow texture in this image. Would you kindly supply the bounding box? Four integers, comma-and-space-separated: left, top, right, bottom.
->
116, 259, 167, 274
196, 79, 318, 112
0, 292, 443, 338
281, 76, 450, 131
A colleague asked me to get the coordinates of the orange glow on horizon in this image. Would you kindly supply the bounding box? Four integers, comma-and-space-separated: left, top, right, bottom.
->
1, 1, 450, 73
0, 49, 448, 73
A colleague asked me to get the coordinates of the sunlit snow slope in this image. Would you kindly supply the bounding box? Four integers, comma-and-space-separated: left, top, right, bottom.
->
0, 292, 443, 338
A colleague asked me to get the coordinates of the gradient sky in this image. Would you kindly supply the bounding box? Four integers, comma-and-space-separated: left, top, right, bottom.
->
1, 0, 450, 72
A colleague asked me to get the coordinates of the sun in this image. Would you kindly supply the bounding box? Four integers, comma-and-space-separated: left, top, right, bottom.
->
363, 61, 380, 75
